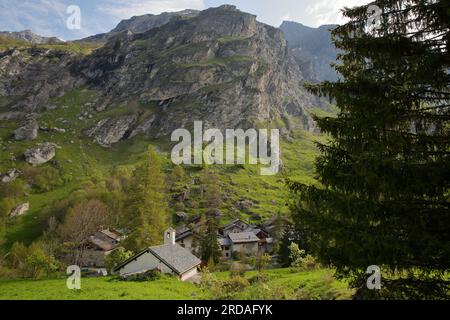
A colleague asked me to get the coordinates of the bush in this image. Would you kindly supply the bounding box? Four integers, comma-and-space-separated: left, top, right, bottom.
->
250, 253, 272, 273
249, 273, 269, 284
122, 269, 162, 282
105, 247, 133, 273
229, 262, 246, 278
223, 276, 250, 292
289, 243, 318, 271
22, 166, 64, 192
201, 269, 250, 300
7, 242, 59, 278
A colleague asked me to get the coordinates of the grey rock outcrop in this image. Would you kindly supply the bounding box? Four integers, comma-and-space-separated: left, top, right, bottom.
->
9, 202, 29, 217
24, 142, 57, 164
1, 168, 20, 183
279, 21, 339, 82
84, 114, 138, 146
0, 48, 84, 112
78, 5, 323, 137
0, 6, 329, 146
80, 9, 200, 43
14, 119, 39, 141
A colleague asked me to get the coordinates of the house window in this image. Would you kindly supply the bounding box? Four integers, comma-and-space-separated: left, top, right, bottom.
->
226, 253, 229, 257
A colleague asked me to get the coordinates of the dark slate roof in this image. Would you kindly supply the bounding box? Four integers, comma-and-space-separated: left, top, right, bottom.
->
218, 236, 231, 246
228, 232, 260, 244
223, 219, 249, 230
150, 244, 201, 274
114, 243, 201, 275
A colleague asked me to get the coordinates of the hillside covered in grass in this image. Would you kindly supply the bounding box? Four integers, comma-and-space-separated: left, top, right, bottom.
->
1, 87, 328, 249
0, 268, 353, 300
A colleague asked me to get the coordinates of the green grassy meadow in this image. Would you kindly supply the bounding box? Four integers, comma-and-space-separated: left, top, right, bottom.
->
0, 268, 353, 300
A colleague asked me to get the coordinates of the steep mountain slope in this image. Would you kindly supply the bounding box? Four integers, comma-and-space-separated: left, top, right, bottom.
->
279, 21, 338, 82
1, 5, 325, 146
0, 6, 332, 248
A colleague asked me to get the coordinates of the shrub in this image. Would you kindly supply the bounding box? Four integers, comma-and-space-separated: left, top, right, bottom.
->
289, 243, 318, 271
122, 269, 162, 282
201, 269, 249, 300
223, 276, 250, 292
7, 242, 59, 278
229, 261, 246, 278
105, 247, 133, 274
249, 273, 269, 284
250, 253, 272, 273
22, 167, 64, 192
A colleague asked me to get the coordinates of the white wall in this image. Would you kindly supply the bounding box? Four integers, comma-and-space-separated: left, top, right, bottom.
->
180, 267, 198, 281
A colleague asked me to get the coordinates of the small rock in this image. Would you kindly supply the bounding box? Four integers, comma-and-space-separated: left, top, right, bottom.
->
10, 202, 29, 217
236, 199, 255, 212
1, 168, 20, 183
14, 119, 39, 141
45, 105, 58, 111
24, 142, 57, 165
53, 127, 66, 133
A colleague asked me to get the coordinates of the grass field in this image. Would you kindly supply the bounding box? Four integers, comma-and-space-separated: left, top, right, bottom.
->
0, 268, 353, 300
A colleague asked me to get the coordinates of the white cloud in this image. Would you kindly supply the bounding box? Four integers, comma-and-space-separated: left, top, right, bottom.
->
97, 0, 205, 20
306, 0, 371, 26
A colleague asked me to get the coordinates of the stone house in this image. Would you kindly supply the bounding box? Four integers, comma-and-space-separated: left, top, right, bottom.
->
80, 229, 122, 268
114, 228, 201, 281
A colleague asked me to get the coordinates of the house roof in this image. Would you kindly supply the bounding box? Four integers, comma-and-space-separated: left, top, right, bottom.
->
228, 232, 260, 244
223, 219, 249, 230
100, 229, 120, 241
88, 236, 117, 251
218, 237, 231, 246
149, 244, 201, 275
114, 243, 201, 275
176, 229, 193, 241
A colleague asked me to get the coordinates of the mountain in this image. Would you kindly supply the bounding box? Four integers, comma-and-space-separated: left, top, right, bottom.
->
279, 21, 338, 82
80, 9, 200, 43
0, 30, 63, 45
0, 5, 329, 249
0, 5, 325, 146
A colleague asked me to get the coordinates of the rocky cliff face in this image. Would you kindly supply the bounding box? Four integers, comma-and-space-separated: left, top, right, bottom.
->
0, 5, 324, 146
80, 9, 200, 43
280, 21, 339, 82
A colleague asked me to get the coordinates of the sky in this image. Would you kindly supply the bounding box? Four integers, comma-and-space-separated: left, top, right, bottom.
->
0, 0, 371, 40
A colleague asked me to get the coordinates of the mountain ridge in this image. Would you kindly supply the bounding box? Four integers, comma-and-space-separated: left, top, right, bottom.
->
0, 5, 326, 146
279, 20, 339, 82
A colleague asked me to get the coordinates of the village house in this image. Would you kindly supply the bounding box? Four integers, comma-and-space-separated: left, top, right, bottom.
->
175, 218, 275, 260
80, 229, 122, 268
175, 225, 200, 253
114, 228, 201, 281
222, 219, 250, 236
227, 232, 260, 256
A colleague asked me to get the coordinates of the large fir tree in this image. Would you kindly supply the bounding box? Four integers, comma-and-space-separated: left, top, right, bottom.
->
123, 146, 169, 252
290, 0, 450, 299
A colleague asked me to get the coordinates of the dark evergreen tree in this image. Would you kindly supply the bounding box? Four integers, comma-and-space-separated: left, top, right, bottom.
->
199, 218, 221, 264
290, 0, 450, 299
